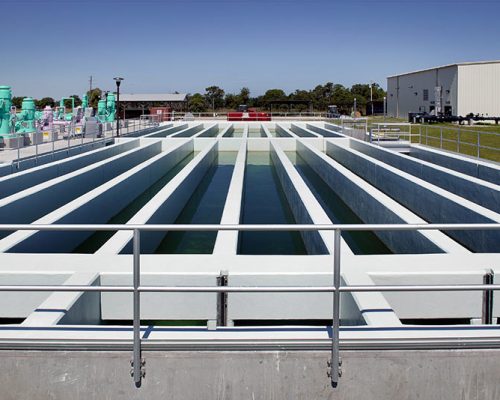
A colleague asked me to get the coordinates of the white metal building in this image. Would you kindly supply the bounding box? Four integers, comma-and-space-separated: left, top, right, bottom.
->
387, 61, 500, 118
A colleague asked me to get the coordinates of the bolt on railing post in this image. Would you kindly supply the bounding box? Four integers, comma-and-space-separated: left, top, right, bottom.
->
132, 228, 143, 387
330, 229, 342, 388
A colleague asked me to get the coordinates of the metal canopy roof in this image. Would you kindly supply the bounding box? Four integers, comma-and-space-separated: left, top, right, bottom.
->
387, 60, 500, 79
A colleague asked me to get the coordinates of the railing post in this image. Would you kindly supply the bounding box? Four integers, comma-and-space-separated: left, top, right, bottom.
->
329, 228, 342, 388
35, 132, 39, 166
482, 269, 494, 325
457, 127, 460, 153
440, 127, 443, 149
52, 126, 55, 160
131, 228, 144, 387
477, 132, 480, 159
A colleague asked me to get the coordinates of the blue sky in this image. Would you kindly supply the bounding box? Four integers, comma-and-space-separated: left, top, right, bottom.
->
2, 0, 500, 99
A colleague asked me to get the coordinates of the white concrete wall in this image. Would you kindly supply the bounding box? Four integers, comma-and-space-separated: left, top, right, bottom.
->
0, 140, 140, 200
327, 141, 500, 252
1, 141, 194, 253
350, 139, 500, 213
298, 141, 462, 254
97, 141, 218, 254
410, 145, 500, 185
0, 141, 162, 240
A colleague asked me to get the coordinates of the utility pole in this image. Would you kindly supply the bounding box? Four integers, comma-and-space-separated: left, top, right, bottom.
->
89, 76, 93, 95
370, 81, 374, 116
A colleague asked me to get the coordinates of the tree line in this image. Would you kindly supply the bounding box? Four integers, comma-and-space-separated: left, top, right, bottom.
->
11, 88, 104, 110
188, 82, 386, 114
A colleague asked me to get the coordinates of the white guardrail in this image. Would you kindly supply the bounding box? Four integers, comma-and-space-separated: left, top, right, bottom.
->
0, 222, 498, 388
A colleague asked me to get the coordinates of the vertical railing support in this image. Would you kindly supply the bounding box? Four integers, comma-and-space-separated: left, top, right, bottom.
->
477, 132, 480, 159
52, 127, 55, 160
482, 269, 494, 325
131, 229, 144, 387
329, 229, 342, 387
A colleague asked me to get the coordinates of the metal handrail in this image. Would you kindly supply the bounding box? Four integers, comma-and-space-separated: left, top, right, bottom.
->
0, 222, 498, 388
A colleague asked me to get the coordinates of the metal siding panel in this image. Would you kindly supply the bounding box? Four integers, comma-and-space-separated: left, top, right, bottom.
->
458, 64, 500, 116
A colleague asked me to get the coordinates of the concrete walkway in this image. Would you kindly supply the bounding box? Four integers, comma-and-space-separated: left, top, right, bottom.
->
0, 124, 148, 165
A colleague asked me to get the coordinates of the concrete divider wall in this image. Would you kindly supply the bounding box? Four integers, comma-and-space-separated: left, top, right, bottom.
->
349, 140, 500, 213
326, 141, 500, 252
297, 142, 446, 254
129, 142, 217, 253
3, 141, 194, 253
410, 145, 500, 185
0, 273, 71, 318
221, 124, 235, 137
270, 143, 329, 255
197, 124, 219, 138
275, 124, 293, 138
0, 140, 110, 177
324, 122, 344, 132
260, 124, 271, 138
144, 124, 189, 138
0, 163, 12, 177
306, 123, 344, 138
289, 124, 318, 138
0, 141, 162, 237
21, 273, 100, 326
123, 124, 171, 138
100, 274, 218, 321
212, 140, 246, 255
98, 141, 218, 254
171, 124, 205, 138
0, 140, 140, 200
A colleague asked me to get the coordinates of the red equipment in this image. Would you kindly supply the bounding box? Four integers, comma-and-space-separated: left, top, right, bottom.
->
227, 112, 271, 121
149, 107, 172, 122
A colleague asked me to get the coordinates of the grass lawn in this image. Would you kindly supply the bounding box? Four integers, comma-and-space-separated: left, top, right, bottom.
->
366, 117, 500, 162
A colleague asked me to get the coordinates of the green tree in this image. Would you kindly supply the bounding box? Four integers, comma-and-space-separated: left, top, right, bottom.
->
332, 84, 354, 114
86, 88, 102, 109
204, 86, 225, 111
36, 97, 55, 108
11, 97, 23, 109
224, 93, 239, 110
260, 89, 286, 110
239, 87, 250, 105
188, 93, 207, 112
289, 89, 313, 112
64, 95, 82, 109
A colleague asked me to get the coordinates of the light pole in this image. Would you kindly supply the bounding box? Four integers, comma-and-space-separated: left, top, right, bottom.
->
383, 96, 387, 121
113, 77, 124, 137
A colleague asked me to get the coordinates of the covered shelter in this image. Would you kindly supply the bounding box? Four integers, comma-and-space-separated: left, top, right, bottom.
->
119, 93, 188, 119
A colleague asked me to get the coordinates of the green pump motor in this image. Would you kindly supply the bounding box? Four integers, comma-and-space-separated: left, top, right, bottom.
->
96, 99, 107, 123
0, 86, 12, 135
15, 97, 37, 134
82, 94, 89, 109
105, 93, 116, 122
